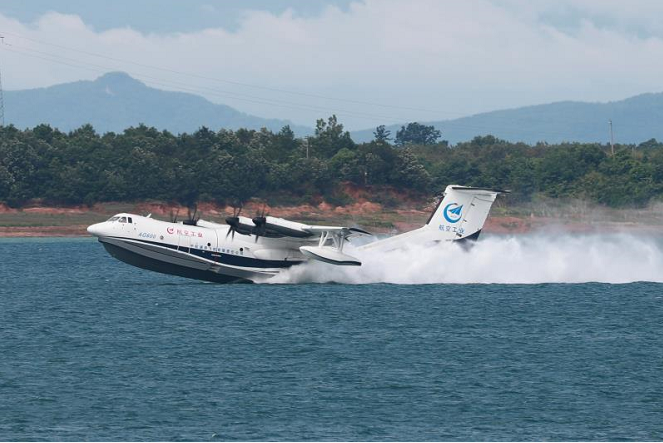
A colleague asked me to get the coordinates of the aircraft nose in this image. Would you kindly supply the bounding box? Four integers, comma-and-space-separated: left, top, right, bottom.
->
87, 222, 104, 237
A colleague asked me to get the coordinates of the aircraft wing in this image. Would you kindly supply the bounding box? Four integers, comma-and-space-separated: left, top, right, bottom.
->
226, 215, 371, 266
303, 225, 372, 237
253, 216, 372, 239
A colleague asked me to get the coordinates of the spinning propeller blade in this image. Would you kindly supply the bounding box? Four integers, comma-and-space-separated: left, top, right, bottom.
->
183, 205, 200, 226
225, 204, 242, 241
251, 204, 268, 243
169, 207, 180, 223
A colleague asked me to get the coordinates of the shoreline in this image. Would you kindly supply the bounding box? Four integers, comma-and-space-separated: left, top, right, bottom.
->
0, 225, 91, 238
3, 201, 663, 238
2, 216, 662, 238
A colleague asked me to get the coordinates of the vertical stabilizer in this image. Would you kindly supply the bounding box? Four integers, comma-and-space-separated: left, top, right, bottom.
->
425, 185, 506, 242
359, 185, 507, 252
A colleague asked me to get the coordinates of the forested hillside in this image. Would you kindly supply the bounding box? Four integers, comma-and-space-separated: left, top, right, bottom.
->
1, 117, 663, 209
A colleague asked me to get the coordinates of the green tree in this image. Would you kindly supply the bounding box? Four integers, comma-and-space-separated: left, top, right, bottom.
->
0, 164, 14, 201
310, 115, 355, 158
638, 138, 662, 150
330, 148, 361, 182
395, 122, 441, 146
536, 144, 605, 198
373, 125, 392, 143
390, 148, 431, 189
264, 125, 300, 162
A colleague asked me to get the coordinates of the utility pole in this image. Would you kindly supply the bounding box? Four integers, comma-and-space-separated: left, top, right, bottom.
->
0, 36, 4, 127
609, 119, 614, 156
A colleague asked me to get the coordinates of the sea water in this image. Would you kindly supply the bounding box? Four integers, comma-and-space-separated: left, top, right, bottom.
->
0, 236, 662, 441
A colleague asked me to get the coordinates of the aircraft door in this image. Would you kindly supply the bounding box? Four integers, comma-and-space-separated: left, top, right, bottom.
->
209, 229, 219, 251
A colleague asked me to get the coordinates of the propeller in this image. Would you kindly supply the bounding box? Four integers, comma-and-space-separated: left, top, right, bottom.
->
169, 207, 180, 223
251, 204, 268, 243
183, 205, 200, 226
225, 204, 242, 240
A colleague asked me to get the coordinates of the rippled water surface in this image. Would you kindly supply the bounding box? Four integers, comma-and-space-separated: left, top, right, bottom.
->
1, 238, 662, 441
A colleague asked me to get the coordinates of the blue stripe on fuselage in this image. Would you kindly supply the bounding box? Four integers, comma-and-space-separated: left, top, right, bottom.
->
105, 237, 302, 269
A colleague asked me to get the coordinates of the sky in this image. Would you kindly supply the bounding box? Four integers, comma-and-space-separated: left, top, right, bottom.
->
0, 0, 662, 130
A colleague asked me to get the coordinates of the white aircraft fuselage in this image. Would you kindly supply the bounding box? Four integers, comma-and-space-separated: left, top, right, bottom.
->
88, 186, 507, 283
88, 216, 309, 283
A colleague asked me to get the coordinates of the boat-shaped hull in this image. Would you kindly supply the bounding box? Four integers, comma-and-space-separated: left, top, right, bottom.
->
99, 237, 293, 284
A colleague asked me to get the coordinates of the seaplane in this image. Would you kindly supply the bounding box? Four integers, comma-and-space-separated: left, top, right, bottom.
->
87, 185, 507, 283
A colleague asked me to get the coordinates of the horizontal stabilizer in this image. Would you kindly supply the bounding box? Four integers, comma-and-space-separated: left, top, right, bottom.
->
449, 186, 511, 194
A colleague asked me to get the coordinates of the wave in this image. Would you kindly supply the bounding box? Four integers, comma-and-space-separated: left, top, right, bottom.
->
267, 233, 663, 284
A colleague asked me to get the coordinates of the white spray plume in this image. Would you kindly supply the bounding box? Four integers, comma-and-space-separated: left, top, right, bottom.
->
267, 234, 663, 284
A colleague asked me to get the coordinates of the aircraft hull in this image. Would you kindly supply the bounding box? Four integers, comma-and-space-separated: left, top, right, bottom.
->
98, 236, 294, 284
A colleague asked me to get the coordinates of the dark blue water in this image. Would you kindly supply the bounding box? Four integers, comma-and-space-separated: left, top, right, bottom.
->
1, 238, 662, 441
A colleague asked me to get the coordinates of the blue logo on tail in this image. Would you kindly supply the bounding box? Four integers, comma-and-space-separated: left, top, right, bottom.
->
443, 203, 463, 223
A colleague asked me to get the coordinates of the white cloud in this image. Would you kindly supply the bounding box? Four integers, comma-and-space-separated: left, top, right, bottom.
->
0, 0, 662, 129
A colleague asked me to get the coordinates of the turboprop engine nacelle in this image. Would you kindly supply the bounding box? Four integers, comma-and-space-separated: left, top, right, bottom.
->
225, 215, 256, 236
253, 216, 315, 238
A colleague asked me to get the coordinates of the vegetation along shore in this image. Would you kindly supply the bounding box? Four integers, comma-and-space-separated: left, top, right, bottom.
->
2, 117, 663, 237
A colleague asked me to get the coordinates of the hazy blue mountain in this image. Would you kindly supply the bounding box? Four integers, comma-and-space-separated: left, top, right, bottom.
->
352, 93, 663, 145
4, 72, 310, 135
5, 72, 662, 144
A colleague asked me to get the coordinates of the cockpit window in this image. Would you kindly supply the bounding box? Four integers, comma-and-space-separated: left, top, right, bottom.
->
107, 216, 120, 222
128, 217, 133, 224
118, 217, 127, 223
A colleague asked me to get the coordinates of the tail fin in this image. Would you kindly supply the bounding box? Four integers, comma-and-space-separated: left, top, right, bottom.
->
357, 185, 507, 253
426, 185, 508, 242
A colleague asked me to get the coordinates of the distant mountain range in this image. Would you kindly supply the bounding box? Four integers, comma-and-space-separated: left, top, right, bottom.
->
4, 72, 310, 135
351, 93, 663, 144
4, 72, 662, 144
